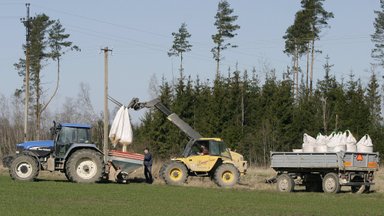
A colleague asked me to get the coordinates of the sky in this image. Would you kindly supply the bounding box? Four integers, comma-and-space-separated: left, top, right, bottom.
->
0, 0, 381, 123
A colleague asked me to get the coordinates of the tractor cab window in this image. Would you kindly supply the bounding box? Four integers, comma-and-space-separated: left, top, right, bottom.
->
57, 127, 91, 145
56, 127, 91, 157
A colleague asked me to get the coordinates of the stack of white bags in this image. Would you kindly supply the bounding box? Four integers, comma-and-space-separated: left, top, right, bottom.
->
295, 130, 374, 153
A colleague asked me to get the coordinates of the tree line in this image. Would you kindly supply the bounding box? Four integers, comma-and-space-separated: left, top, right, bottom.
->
132, 59, 384, 165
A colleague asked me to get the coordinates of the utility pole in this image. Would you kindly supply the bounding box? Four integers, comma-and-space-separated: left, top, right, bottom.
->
102, 47, 112, 163
21, 3, 34, 141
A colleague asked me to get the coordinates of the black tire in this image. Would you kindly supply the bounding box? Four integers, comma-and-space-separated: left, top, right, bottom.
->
276, 174, 294, 192
351, 185, 365, 194
65, 149, 104, 183
364, 186, 371, 193
9, 155, 39, 181
64, 170, 70, 181
351, 176, 365, 194
158, 162, 169, 181
305, 174, 323, 192
213, 163, 240, 188
162, 161, 188, 185
322, 173, 340, 193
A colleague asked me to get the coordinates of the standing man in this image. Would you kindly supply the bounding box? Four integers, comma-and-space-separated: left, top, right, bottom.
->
143, 147, 153, 184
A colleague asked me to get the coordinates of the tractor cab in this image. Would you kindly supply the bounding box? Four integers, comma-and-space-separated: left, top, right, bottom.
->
51, 123, 92, 158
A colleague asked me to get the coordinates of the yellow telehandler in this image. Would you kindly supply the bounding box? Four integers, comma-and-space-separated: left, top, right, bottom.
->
128, 98, 247, 188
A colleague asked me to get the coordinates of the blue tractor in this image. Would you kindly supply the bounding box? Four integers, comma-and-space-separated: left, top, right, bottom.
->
4, 122, 104, 183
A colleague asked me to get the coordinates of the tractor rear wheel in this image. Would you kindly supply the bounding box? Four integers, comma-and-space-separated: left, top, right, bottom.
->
213, 163, 239, 188
163, 161, 188, 185
65, 149, 103, 183
9, 155, 39, 181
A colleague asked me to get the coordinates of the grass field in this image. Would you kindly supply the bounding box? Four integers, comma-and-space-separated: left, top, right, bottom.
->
1, 167, 384, 216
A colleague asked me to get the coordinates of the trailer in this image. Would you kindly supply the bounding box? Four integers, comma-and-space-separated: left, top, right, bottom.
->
270, 151, 380, 193
105, 150, 144, 183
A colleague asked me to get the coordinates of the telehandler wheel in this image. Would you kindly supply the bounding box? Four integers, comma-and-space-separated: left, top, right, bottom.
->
163, 161, 188, 185
276, 174, 294, 192
158, 162, 169, 181
214, 164, 239, 188
9, 155, 39, 181
66, 149, 103, 183
322, 173, 340, 193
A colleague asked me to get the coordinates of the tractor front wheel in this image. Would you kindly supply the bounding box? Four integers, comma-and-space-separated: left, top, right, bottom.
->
9, 155, 39, 181
213, 163, 239, 188
163, 161, 188, 185
65, 149, 103, 183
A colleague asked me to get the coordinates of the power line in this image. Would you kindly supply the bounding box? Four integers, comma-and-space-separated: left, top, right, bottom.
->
33, 3, 169, 38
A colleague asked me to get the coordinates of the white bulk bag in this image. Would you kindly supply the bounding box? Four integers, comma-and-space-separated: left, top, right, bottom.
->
346, 144, 357, 152
357, 135, 373, 153
327, 132, 342, 147
345, 130, 357, 152
316, 133, 328, 145
119, 107, 133, 146
303, 133, 316, 145
109, 106, 125, 145
314, 145, 328, 152
333, 145, 346, 152
345, 130, 357, 145
302, 133, 316, 152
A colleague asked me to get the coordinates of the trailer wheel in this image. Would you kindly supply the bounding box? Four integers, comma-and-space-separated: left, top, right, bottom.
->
213, 163, 240, 188
322, 173, 340, 193
276, 174, 294, 192
9, 155, 39, 181
163, 161, 188, 185
65, 149, 103, 183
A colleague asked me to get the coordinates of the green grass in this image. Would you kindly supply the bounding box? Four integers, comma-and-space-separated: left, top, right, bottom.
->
0, 175, 384, 216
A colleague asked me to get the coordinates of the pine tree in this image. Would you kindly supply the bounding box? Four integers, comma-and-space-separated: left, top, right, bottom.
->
14, 14, 54, 139
40, 20, 80, 123
168, 23, 192, 74
301, 0, 334, 93
211, 0, 240, 77
283, 10, 311, 98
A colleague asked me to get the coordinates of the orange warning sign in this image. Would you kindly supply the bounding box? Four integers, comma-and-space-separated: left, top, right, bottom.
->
356, 154, 363, 161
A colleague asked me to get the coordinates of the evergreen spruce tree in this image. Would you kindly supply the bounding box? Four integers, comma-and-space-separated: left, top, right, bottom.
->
366, 72, 382, 127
